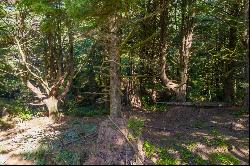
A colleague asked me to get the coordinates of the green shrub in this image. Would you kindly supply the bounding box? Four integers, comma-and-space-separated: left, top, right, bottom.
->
127, 117, 145, 138
0, 99, 34, 120
12, 101, 34, 120
209, 153, 240, 165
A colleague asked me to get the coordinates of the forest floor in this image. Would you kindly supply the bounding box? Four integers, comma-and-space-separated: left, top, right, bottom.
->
124, 106, 249, 165
0, 115, 103, 165
0, 106, 249, 165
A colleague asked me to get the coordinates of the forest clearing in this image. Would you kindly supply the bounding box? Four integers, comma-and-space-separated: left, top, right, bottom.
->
0, 0, 249, 165
0, 106, 249, 165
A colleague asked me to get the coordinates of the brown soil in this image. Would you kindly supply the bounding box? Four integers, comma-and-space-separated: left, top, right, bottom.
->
1, 106, 249, 165
84, 117, 136, 165
0, 115, 103, 165
124, 106, 249, 165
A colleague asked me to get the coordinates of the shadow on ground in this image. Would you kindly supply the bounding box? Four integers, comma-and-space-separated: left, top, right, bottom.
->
0, 115, 104, 165
124, 106, 249, 165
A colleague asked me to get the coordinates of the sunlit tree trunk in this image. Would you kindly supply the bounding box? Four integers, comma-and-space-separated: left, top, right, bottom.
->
43, 96, 59, 121
108, 15, 122, 117
159, 0, 195, 102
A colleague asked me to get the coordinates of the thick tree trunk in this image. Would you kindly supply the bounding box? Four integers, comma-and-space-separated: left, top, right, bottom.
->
223, 78, 234, 102
159, 0, 179, 93
43, 96, 59, 121
177, 0, 195, 102
159, 0, 194, 102
108, 16, 122, 118
176, 87, 186, 102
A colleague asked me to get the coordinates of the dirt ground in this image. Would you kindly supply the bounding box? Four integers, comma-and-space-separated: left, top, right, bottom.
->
124, 106, 249, 165
0, 115, 103, 165
0, 106, 249, 165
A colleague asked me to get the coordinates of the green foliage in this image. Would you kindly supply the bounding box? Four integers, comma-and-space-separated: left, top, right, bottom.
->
0, 99, 34, 120
15, 107, 33, 121
209, 153, 240, 165
54, 150, 79, 165
177, 145, 208, 165
143, 142, 179, 164
66, 106, 109, 117
142, 103, 168, 112
143, 140, 156, 158
156, 156, 178, 165
156, 148, 179, 165
231, 108, 249, 117
143, 142, 208, 165
11, 100, 34, 120
23, 144, 49, 165
186, 142, 197, 151
204, 129, 229, 148
127, 117, 145, 138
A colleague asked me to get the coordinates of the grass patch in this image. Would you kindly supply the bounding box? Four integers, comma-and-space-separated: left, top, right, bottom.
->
186, 141, 197, 151
209, 152, 240, 165
127, 117, 145, 138
204, 129, 229, 148
66, 106, 109, 117
176, 145, 208, 165
143, 141, 179, 164
156, 148, 179, 165
53, 150, 79, 165
143, 140, 156, 158
23, 144, 49, 165
205, 137, 228, 148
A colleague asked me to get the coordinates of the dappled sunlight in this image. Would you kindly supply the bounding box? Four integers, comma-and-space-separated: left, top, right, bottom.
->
0, 115, 102, 165
125, 106, 249, 165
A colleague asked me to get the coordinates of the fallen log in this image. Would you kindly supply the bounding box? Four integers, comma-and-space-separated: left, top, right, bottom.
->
155, 102, 233, 107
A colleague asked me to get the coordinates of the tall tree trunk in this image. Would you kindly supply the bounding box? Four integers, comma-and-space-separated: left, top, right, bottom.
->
223, 2, 239, 102
43, 96, 59, 121
127, 53, 142, 108
159, 0, 195, 102
243, 0, 249, 111
177, 0, 195, 102
108, 15, 121, 117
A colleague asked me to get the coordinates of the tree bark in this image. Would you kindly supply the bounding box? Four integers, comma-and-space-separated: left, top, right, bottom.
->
159, 0, 195, 102
223, 2, 239, 102
243, 0, 249, 111
43, 96, 59, 121
108, 16, 122, 117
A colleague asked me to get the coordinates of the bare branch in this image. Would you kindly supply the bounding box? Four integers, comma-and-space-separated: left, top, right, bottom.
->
27, 80, 46, 99
14, 37, 50, 93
